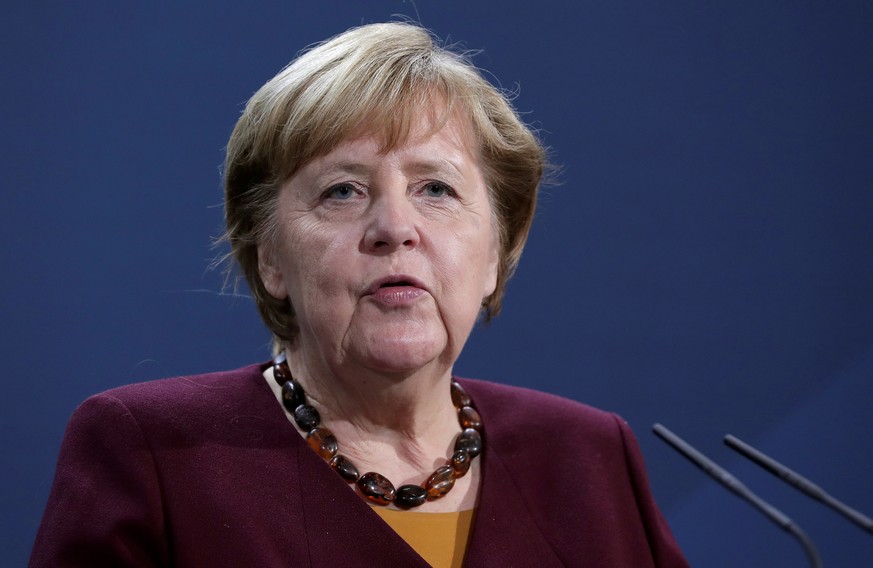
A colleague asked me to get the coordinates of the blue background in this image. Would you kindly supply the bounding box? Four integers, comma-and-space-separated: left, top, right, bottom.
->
3, 1, 872, 566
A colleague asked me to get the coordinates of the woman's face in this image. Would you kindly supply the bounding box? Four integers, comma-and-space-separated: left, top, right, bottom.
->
259, 114, 499, 377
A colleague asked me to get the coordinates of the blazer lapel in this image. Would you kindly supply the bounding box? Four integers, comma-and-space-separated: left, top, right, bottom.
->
296, 437, 431, 567
463, 444, 564, 567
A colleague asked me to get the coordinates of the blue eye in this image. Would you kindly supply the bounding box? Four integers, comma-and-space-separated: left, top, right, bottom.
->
424, 182, 452, 198
326, 183, 356, 200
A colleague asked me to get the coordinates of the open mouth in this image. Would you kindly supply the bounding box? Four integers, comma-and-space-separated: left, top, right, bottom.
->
366, 276, 426, 297
381, 281, 413, 288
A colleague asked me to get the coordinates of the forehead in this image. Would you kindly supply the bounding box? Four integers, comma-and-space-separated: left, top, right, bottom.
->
305, 112, 482, 176
278, 85, 489, 185
352, 102, 478, 156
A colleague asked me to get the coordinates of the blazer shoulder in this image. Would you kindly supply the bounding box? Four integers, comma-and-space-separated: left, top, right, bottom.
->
458, 377, 622, 432
68, 363, 279, 446
86, 362, 268, 412
456, 378, 690, 567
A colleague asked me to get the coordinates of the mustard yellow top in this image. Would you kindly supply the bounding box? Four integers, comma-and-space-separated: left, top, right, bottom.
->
371, 508, 475, 567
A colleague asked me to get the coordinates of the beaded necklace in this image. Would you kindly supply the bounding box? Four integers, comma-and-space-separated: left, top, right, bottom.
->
271, 354, 483, 510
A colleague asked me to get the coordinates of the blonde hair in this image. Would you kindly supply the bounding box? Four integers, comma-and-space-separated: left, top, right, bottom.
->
223, 22, 545, 346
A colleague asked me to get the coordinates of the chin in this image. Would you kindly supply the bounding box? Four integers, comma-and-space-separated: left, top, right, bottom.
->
350, 335, 448, 375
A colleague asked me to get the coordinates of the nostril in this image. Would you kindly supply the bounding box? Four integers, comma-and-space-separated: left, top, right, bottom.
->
364, 223, 418, 252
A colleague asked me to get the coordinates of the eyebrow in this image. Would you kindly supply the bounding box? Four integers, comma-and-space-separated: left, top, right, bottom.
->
312, 158, 467, 183
314, 161, 372, 178
403, 158, 465, 179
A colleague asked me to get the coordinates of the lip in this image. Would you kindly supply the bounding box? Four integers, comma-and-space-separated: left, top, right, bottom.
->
364, 274, 428, 296
364, 274, 429, 306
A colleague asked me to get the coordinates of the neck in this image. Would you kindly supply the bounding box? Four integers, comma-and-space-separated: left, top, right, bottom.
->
282, 346, 461, 473
266, 353, 483, 511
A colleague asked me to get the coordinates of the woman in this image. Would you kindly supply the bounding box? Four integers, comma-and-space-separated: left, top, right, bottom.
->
31, 22, 688, 567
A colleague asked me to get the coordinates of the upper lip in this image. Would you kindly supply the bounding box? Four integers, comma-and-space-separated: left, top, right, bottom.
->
364, 274, 428, 295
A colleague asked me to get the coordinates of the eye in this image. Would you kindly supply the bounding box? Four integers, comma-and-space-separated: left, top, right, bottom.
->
324, 183, 358, 201
422, 181, 455, 198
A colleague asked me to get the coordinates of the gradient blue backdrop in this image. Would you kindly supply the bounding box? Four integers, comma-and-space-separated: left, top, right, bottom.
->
3, 1, 872, 566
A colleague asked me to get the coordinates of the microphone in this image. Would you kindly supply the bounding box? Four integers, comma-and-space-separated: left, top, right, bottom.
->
652, 423, 822, 568
725, 433, 873, 535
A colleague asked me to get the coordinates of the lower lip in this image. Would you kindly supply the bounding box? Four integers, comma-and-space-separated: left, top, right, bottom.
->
369, 286, 426, 306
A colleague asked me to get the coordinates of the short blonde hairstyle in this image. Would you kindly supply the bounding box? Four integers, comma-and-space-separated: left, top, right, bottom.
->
224, 22, 545, 345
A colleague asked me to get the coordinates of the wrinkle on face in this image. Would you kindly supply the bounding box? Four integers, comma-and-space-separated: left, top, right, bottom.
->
258, 112, 499, 382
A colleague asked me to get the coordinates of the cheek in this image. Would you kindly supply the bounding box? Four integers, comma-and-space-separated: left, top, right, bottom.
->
440, 223, 499, 303
467, 212, 500, 299
281, 224, 360, 313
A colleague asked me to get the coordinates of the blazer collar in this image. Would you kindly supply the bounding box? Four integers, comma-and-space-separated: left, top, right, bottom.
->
258, 366, 561, 566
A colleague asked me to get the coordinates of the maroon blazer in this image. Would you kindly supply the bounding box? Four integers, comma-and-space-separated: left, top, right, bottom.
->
31, 363, 688, 567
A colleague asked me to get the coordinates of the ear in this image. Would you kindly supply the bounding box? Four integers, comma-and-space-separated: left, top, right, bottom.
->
482, 237, 499, 299
257, 243, 288, 300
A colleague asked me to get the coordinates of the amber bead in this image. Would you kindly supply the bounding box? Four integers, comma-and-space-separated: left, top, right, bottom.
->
450, 381, 472, 409
395, 485, 428, 509
307, 427, 338, 460
425, 465, 456, 501
281, 380, 306, 412
451, 449, 472, 477
455, 428, 482, 458
273, 359, 291, 385
329, 455, 360, 483
293, 404, 320, 431
458, 406, 482, 431
358, 472, 396, 505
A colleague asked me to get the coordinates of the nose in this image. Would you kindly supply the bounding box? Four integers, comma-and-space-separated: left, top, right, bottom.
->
362, 190, 420, 254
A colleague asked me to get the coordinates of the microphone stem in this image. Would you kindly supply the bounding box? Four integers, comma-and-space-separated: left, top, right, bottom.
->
788, 524, 823, 568
725, 434, 873, 535
653, 424, 824, 568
